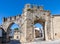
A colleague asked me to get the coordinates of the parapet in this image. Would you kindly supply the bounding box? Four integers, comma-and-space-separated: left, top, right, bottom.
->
3, 15, 21, 22
25, 4, 31, 9
24, 4, 44, 12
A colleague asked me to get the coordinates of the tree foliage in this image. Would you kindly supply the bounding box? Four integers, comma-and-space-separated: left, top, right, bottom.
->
14, 28, 19, 30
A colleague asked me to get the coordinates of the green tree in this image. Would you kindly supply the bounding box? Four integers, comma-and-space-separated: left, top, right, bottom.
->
14, 28, 19, 30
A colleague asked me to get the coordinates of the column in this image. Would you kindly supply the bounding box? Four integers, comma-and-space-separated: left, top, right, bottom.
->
44, 21, 49, 40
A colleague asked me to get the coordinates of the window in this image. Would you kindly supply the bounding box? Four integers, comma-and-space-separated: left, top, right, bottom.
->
17, 36, 18, 39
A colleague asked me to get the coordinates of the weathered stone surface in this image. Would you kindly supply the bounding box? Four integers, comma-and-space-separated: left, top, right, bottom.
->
0, 4, 60, 43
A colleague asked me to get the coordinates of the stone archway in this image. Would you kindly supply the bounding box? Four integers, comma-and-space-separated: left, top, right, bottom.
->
1, 4, 52, 43
24, 4, 51, 42
1, 15, 27, 42
34, 19, 45, 40
6, 22, 21, 42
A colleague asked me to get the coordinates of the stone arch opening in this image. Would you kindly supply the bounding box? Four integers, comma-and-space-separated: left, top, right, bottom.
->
34, 19, 45, 40
0, 28, 4, 37
6, 22, 21, 42
0, 28, 6, 43
34, 23, 43, 38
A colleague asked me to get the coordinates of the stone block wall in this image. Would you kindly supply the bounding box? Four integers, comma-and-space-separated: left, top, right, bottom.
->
52, 15, 60, 40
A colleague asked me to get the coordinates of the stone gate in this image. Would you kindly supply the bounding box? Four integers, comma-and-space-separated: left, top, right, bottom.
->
0, 4, 54, 43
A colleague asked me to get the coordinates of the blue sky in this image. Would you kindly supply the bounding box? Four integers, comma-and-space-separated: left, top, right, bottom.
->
0, 0, 60, 29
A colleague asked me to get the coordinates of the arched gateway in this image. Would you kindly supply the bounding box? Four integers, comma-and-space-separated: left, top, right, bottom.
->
0, 4, 52, 43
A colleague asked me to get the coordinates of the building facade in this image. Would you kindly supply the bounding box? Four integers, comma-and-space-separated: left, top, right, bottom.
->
13, 29, 20, 40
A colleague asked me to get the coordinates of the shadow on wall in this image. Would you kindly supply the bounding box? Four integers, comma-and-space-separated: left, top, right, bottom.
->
8, 39, 21, 44
2, 39, 21, 44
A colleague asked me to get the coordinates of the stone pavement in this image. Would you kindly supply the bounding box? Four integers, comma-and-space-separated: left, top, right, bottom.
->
23, 39, 60, 44
2, 39, 60, 44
